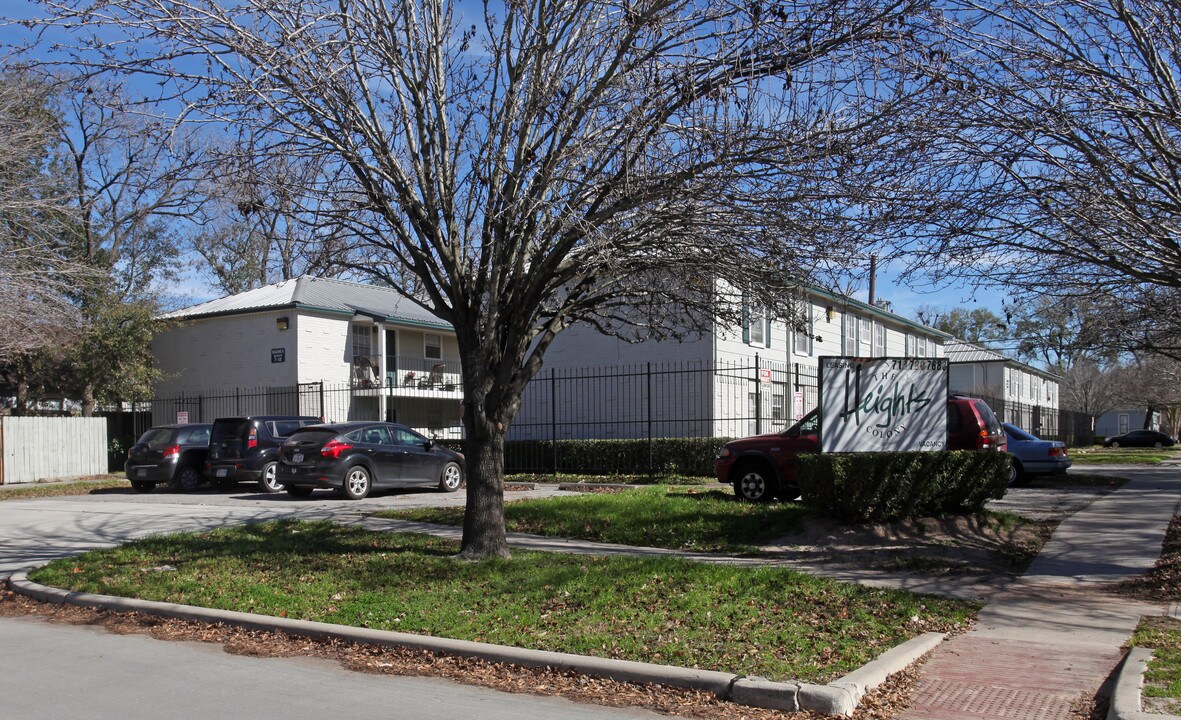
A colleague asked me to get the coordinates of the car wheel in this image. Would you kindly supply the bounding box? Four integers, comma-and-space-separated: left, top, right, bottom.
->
285, 485, 314, 498
733, 461, 778, 503
1008, 460, 1026, 486
340, 466, 371, 500
438, 462, 463, 493
1155, 441, 1164, 448
1111, 441, 1120, 448
177, 466, 202, 492
131, 480, 153, 493
257, 462, 282, 493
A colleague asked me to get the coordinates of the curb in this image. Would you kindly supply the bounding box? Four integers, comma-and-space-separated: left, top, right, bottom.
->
1108, 647, 1181, 720
8, 569, 944, 715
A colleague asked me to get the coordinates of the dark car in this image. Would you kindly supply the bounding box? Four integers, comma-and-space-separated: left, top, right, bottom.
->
1001, 422, 1071, 484
1102, 429, 1177, 448
207, 416, 322, 492
125, 424, 213, 493
278, 421, 464, 500
716, 396, 1007, 502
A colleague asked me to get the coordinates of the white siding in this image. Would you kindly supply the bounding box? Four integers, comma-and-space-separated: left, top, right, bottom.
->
1, 417, 107, 484
153, 310, 302, 394
542, 323, 713, 368
296, 312, 353, 385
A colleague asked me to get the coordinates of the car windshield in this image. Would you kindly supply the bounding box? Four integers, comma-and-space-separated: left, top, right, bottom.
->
137, 428, 174, 450
177, 425, 211, 445
1005, 425, 1038, 441
268, 420, 309, 438
287, 428, 338, 445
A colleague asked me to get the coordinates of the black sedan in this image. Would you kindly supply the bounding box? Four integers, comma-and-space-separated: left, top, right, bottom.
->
278, 422, 464, 499
1102, 429, 1177, 448
125, 424, 213, 492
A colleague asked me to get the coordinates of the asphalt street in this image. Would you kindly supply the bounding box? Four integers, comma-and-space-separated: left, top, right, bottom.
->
0, 483, 677, 720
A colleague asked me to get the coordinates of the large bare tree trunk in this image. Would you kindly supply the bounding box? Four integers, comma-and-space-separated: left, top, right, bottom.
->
459, 416, 509, 559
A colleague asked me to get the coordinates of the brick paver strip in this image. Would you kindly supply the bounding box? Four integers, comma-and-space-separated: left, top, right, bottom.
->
900, 636, 1121, 719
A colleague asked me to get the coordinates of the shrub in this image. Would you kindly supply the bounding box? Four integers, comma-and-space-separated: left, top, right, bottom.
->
796, 451, 1011, 523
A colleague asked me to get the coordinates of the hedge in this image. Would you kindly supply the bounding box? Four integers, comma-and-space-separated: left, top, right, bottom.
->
436, 437, 728, 477
796, 451, 1011, 523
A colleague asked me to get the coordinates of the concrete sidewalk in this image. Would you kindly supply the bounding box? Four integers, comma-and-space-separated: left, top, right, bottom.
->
899, 469, 1181, 720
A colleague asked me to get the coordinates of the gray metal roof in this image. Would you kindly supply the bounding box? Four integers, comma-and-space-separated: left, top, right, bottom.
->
944, 338, 1062, 380
163, 276, 452, 330
944, 339, 1008, 363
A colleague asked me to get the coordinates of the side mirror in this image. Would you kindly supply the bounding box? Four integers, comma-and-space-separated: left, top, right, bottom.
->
423, 439, 434, 450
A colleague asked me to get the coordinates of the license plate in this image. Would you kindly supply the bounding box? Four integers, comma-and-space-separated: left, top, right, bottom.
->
216, 468, 228, 477
292, 453, 304, 463
136, 468, 147, 478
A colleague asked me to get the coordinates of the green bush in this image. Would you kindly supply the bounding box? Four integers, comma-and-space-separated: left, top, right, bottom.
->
796, 451, 1011, 523
437, 437, 728, 477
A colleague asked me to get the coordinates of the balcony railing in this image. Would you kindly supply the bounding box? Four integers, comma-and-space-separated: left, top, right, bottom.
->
351, 355, 462, 392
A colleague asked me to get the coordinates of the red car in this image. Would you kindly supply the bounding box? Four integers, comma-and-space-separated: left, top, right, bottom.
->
716, 396, 1006, 502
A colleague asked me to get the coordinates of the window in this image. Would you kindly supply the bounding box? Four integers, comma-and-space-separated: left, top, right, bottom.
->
844, 314, 858, 355
905, 333, 912, 357
858, 318, 872, 356
772, 391, 785, 422
749, 304, 765, 345
741, 296, 770, 348
793, 309, 813, 356
916, 335, 928, 357
873, 323, 886, 356
425, 333, 442, 360
352, 324, 373, 358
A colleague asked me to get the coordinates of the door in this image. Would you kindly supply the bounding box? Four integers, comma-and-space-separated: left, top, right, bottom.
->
358, 425, 400, 484
391, 426, 438, 484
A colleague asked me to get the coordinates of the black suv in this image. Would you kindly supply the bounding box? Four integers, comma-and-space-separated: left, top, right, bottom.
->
125, 424, 213, 493
207, 416, 321, 492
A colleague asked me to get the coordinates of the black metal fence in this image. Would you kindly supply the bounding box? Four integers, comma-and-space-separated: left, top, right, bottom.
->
102, 358, 1086, 474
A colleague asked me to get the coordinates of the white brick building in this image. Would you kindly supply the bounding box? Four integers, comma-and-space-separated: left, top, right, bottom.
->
152, 276, 462, 434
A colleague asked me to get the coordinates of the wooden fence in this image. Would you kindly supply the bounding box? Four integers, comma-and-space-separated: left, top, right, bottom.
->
0, 417, 108, 484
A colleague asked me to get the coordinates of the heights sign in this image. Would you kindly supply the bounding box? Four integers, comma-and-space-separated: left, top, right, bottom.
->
819, 357, 949, 453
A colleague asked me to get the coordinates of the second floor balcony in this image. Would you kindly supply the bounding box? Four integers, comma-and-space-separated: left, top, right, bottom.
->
351, 354, 462, 394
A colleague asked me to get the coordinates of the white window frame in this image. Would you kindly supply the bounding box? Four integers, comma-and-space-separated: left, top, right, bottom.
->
844, 314, 858, 355
793, 309, 813, 356
425, 333, 443, 360
873, 323, 886, 356
352, 324, 373, 358
749, 305, 765, 346
858, 317, 873, 356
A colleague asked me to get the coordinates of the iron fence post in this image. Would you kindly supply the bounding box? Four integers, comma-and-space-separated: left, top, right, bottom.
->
550, 369, 558, 476
318, 380, 325, 421
647, 362, 653, 475
754, 353, 762, 435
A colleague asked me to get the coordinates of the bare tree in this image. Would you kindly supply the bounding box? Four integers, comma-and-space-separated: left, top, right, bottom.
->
29, 0, 948, 557
194, 139, 364, 294
0, 67, 88, 361
1060, 360, 1123, 417
899, 0, 1181, 355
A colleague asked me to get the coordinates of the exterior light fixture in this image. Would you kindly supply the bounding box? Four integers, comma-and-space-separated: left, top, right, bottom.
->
276, 317, 290, 331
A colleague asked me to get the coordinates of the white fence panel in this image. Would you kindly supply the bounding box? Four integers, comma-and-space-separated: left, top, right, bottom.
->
1, 417, 108, 484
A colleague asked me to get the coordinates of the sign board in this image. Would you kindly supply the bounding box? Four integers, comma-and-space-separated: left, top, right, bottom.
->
793, 391, 804, 419
819, 357, 948, 453
759, 368, 772, 386
271, 348, 286, 364
176, 411, 189, 424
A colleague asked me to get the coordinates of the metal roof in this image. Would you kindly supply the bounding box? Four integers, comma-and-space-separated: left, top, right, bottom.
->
163, 276, 452, 330
944, 339, 1063, 380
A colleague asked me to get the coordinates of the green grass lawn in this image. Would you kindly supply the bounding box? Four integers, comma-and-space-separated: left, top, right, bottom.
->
505, 473, 714, 486
1131, 616, 1181, 713
1070, 447, 1180, 465
29, 520, 977, 684
0, 477, 125, 500
382, 485, 806, 555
